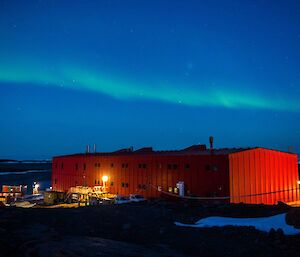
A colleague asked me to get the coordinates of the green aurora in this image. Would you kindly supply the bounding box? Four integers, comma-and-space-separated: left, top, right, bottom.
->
0, 62, 299, 112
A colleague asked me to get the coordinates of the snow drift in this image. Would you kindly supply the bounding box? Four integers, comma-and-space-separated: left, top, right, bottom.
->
175, 213, 300, 235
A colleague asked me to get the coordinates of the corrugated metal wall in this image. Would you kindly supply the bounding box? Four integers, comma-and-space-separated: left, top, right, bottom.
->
229, 148, 299, 204
52, 154, 230, 198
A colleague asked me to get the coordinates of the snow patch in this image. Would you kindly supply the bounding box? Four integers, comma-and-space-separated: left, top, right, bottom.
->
175, 213, 300, 235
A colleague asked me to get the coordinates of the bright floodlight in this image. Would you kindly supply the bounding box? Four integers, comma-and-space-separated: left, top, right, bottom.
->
102, 175, 108, 182
297, 181, 300, 185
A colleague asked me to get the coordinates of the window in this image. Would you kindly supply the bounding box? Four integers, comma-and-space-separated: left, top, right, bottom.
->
61, 163, 64, 169
167, 164, 172, 169
94, 179, 97, 184
94, 163, 97, 167
125, 183, 129, 188
205, 164, 210, 171
122, 163, 128, 168
111, 163, 114, 168
97, 180, 100, 184
143, 164, 147, 168
75, 163, 78, 170
55, 163, 58, 169
138, 163, 147, 169
110, 181, 114, 186
156, 163, 162, 169
168, 186, 173, 193
54, 178, 57, 184
121, 182, 125, 187
138, 163, 142, 168
212, 165, 218, 172
138, 184, 146, 190
173, 164, 178, 169
83, 163, 86, 170
185, 164, 190, 170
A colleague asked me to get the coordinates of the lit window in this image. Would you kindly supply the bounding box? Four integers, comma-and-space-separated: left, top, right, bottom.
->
168, 186, 173, 193
174, 187, 178, 194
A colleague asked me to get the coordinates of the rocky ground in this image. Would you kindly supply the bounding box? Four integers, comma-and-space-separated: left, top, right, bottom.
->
0, 200, 300, 257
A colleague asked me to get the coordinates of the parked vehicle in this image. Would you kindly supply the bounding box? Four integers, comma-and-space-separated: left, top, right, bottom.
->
99, 197, 114, 205
114, 195, 130, 204
129, 194, 146, 202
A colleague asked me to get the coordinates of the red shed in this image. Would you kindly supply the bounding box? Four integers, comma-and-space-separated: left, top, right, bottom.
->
52, 145, 299, 205
229, 148, 299, 204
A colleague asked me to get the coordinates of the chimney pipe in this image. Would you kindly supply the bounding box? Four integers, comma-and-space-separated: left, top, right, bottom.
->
86, 145, 90, 154
93, 144, 97, 153
209, 136, 214, 150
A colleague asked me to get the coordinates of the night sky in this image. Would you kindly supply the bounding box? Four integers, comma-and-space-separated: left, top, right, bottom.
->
0, 0, 300, 159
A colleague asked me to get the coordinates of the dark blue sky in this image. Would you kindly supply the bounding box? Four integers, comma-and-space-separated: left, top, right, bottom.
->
0, 0, 300, 159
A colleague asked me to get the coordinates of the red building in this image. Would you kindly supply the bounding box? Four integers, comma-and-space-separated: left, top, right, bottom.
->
52, 145, 299, 205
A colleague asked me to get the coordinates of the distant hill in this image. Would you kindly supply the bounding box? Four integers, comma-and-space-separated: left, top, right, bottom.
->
0, 160, 52, 173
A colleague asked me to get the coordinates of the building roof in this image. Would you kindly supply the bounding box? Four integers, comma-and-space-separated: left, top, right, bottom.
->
53, 144, 257, 159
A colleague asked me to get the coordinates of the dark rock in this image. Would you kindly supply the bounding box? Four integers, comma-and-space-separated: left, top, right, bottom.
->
268, 228, 276, 240
122, 223, 131, 230
286, 207, 300, 228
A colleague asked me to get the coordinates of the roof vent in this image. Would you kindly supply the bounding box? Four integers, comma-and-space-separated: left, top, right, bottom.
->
134, 147, 153, 153
182, 144, 207, 151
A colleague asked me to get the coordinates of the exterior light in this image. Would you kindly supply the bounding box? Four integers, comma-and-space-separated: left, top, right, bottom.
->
102, 175, 108, 182
297, 181, 300, 185
33, 182, 40, 194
